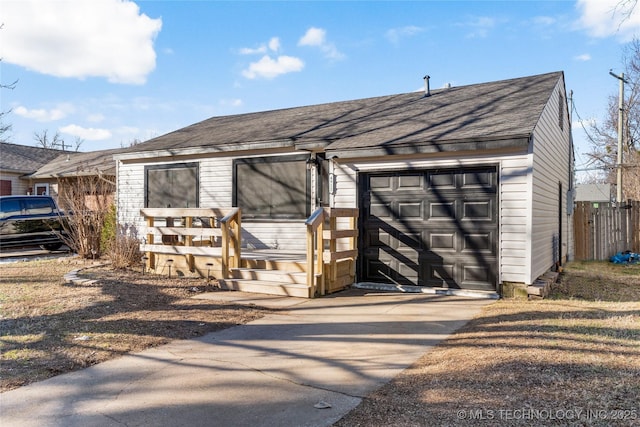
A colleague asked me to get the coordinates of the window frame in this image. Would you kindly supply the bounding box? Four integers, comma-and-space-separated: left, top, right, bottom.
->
144, 162, 200, 209
233, 154, 311, 220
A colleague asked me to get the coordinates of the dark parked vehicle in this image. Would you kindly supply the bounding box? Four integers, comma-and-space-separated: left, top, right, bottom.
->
0, 195, 68, 251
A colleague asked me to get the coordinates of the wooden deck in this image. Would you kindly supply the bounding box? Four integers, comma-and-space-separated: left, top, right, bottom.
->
140, 207, 358, 298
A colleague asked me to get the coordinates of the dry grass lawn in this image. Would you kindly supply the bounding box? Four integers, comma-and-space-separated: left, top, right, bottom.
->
0, 258, 266, 392
336, 261, 640, 427
1, 258, 639, 427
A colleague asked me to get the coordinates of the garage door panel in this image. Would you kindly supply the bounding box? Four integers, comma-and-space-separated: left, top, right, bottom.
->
461, 265, 496, 291
429, 201, 456, 219
371, 203, 393, 218
424, 263, 456, 288
462, 200, 493, 220
428, 171, 456, 189
398, 174, 423, 189
428, 232, 456, 251
370, 176, 393, 190
361, 167, 497, 291
462, 232, 494, 253
398, 201, 422, 219
462, 170, 495, 189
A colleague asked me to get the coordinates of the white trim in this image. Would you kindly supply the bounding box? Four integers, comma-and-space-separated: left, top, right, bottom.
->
34, 183, 49, 196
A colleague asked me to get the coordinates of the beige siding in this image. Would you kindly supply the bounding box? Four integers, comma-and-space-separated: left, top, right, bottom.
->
332, 161, 357, 209
530, 78, 573, 282
334, 153, 533, 285
117, 162, 146, 235
0, 172, 28, 195
499, 157, 533, 283
117, 152, 308, 251
200, 158, 232, 206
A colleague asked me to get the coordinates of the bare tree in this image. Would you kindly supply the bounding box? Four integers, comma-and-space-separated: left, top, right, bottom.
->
586, 39, 640, 200
56, 174, 115, 259
34, 129, 64, 149
0, 68, 17, 142
614, 0, 639, 23
72, 136, 84, 151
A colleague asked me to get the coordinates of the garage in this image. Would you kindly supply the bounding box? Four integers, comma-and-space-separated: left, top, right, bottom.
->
359, 166, 498, 291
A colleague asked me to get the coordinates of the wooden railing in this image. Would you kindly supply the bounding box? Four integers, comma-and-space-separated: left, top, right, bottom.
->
139, 207, 241, 278
305, 207, 359, 295
219, 207, 241, 277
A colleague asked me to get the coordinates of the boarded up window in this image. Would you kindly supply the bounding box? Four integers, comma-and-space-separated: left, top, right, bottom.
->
234, 156, 309, 219
145, 163, 199, 208
0, 180, 11, 196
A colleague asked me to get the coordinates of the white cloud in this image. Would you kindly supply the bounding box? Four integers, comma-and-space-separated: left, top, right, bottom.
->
268, 37, 281, 52
385, 26, 425, 43
240, 45, 268, 55
242, 55, 304, 79
240, 37, 281, 55
574, 53, 592, 61
577, 0, 640, 41
59, 124, 112, 141
299, 27, 327, 47
460, 16, 497, 39
0, 0, 162, 84
298, 27, 345, 60
14, 105, 68, 122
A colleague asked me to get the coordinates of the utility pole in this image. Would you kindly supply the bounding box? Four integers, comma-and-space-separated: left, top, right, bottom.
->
609, 70, 628, 204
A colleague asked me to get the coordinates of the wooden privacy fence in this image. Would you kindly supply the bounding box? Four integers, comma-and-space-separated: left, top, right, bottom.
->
574, 200, 640, 261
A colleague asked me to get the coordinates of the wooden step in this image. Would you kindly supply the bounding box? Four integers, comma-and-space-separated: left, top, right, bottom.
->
241, 258, 306, 272
230, 268, 307, 284
218, 278, 313, 298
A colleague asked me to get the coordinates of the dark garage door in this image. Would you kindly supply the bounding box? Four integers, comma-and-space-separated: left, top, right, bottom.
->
360, 166, 498, 291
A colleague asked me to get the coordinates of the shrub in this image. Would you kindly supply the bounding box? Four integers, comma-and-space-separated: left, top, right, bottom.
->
57, 176, 113, 259
101, 203, 117, 254
109, 224, 142, 269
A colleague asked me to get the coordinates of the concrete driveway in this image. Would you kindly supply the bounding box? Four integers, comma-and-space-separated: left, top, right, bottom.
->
0, 289, 493, 427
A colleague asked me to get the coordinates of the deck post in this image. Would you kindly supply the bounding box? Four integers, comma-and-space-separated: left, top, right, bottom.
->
185, 215, 194, 271
146, 216, 155, 269
306, 224, 315, 293
233, 211, 241, 268
349, 213, 357, 278
221, 221, 229, 278
329, 212, 338, 283
317, 215, 324, 295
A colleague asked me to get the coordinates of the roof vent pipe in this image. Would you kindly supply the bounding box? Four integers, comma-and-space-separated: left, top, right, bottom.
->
423, 75, 431, 97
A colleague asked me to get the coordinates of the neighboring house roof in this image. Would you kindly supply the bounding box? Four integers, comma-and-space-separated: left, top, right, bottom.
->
575, 183, 612, 203
29, 148, 119, 179
0, 142, 71, 174
116, 71, 563, 159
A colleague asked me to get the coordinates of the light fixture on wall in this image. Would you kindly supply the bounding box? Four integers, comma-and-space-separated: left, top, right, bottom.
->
306, 156, 317, 170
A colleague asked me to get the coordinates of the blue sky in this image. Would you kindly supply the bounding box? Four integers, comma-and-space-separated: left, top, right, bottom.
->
2, 0, 640, 181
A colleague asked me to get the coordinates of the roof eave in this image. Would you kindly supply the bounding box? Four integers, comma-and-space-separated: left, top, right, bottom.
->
325, 135, 531, 159
114, 139, 295, 161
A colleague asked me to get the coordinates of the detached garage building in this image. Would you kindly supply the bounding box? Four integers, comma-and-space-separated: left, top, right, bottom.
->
115, 71, 573, 297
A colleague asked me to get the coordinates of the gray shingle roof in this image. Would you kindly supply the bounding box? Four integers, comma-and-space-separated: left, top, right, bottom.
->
121, 71, 564, 157
29, 148, 119, 179
0, 142, 71, 174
